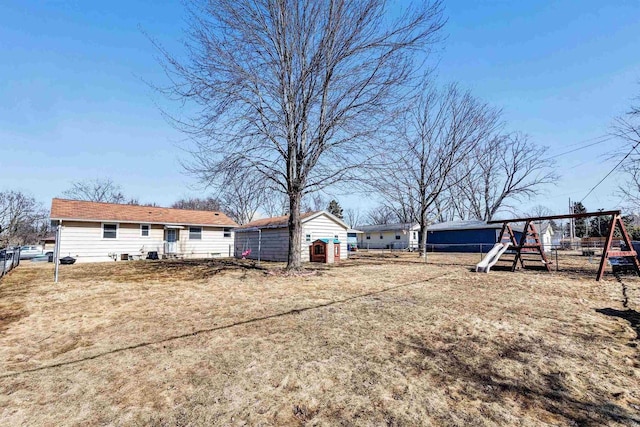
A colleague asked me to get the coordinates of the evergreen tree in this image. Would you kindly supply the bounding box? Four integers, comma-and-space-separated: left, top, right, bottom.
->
572, 202, 587, 237
588, 209, 607, 237
327, 200, 344, 219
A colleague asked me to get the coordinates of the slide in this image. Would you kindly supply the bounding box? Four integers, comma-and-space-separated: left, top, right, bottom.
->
476, 242, 511, 273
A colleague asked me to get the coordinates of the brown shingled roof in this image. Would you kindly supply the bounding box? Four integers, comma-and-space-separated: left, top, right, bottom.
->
50, 198, 238, 227
235, 211, 320, 230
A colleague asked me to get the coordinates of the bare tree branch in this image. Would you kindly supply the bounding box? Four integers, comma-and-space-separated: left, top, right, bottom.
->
154, 0, 445, 268
369, 82, 502, 255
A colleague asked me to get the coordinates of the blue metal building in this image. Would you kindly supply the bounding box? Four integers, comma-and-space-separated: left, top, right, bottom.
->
425, 220, 523, 253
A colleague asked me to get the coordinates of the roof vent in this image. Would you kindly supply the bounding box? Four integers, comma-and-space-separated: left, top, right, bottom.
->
214, 213, 219, 216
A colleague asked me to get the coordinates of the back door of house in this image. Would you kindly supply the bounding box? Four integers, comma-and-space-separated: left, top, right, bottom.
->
166, 229, 178, 254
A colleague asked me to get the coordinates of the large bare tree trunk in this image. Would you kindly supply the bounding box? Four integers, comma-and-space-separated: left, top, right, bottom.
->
287, 191, 303, 269
420, 223, 428, 260
156, 0, 445, 270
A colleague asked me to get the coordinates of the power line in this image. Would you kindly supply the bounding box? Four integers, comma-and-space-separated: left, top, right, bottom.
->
558, 133, 612, 149
580, 139, 640, 204
543, 135, 615, 161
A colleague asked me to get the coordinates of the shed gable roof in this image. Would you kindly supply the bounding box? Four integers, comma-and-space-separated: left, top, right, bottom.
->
50, 198, 238, 227
235, 210, 348, 231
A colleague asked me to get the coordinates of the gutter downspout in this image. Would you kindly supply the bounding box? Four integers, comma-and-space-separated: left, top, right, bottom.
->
54, 220, 62, 283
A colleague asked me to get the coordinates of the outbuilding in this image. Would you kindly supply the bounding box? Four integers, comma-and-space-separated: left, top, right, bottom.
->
234, 211, 349, 262
425, 220, 523, 252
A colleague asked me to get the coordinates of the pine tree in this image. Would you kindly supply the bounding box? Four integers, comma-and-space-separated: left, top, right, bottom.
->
573, 202, 587, 237
327, 200, 344, 219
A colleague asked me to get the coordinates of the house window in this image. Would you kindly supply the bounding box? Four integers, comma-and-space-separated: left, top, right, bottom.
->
305, 234, 311, 242
140, 224, 150, 237
395, 235, 401, 240
103, 223, 117, 239
413, 232, 417, 239
223, 227, 232, 238
189, 227, 202, 240
366, 235, 371, 240
314, 245, 325, 255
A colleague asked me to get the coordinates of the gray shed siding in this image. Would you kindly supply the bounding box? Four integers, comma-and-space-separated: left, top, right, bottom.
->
234, 214, 348, 262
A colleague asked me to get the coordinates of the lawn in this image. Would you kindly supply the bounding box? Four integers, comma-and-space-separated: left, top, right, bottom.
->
0, 253, 639, 426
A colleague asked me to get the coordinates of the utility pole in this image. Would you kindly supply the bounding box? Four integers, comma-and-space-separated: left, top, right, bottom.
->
569, 198, 575, 249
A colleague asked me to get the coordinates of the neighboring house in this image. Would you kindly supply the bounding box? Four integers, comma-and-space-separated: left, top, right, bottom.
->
357, 223, 420, 250
347, 229, 363, 250
39, 235, 56, 252
50, 198, 238, 262
425, 220, 524, 253
234, 211, 349, 262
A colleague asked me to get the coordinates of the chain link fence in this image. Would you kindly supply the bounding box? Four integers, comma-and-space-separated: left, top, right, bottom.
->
0, 246, 21, 280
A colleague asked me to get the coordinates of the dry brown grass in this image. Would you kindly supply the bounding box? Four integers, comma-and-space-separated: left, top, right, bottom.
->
0, 253, 639, 426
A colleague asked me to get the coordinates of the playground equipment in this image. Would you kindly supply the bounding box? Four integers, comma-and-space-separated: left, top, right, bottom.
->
476, 242, 511, 273
486, 210, 640, 281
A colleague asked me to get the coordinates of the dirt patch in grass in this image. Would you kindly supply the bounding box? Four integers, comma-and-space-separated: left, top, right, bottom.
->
0, 254, 639, 425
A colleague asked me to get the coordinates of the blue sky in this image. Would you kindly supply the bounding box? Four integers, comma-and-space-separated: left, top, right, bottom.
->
0, 1, 639, 217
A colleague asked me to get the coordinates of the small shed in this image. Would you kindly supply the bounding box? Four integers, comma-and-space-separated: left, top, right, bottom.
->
234, 211, 349, 262
310, 238, 341, 263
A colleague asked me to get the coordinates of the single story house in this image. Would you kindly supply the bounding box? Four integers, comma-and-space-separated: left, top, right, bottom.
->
357, 223, 420, 250
39, 235, 56, 252
234, 210, 349, 262
50, 198, 238, 262
425, 220, 524, 253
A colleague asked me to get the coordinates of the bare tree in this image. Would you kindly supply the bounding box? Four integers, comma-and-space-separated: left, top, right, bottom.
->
343, 207, 361, 228
218, 174, 265, 225
301, 194, 328, 213
172, 197, 222, 211
0, 191, 48, 246
62, 178, 129, 203
261, 190, 289, 217
156, 0, 445, 269
454, 133, 557, 221
615, 96, 640, 210
365, 205, 399, 225
371, 83, 502, 256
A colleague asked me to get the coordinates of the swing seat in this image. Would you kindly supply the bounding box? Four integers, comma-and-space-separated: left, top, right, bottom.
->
242, 248, 252, 259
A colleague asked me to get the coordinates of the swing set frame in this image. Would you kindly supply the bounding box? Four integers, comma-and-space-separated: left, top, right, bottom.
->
487, 210, 640, 281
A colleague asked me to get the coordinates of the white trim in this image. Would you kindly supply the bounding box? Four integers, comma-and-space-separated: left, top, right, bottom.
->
235, 210, 349, 232
140, 224, 151, 237
102, 222, 118, 239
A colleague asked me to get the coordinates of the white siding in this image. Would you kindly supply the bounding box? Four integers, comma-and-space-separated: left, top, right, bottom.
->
358, 229, 418, 250
179, 226, 235, 258
541, 229, 553, 253
58, 221, 234, 263
301, 215, 348, 260
234, 213, 348, 262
